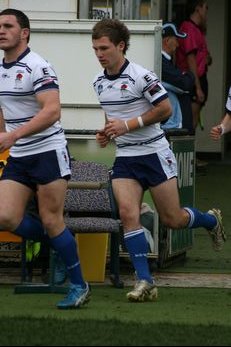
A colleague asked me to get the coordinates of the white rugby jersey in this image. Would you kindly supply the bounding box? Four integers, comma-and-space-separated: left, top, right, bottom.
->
226, 86, 231, 113
0, 47, 66, 157
93, 59, 170, 156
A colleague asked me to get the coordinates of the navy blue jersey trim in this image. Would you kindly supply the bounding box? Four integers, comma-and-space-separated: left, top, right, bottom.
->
35, 84, 59, 93
117, 133, 165, 148
151, 94, 169, 106
100, 97, 141, 106
14, 128, 64, 147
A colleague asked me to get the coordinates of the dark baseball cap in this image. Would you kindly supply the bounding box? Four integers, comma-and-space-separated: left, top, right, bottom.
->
162, 23, 187, 38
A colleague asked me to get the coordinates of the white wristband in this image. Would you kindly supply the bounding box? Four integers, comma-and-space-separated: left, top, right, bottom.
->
137, 116, 144, 128
219, 124, 226, 135
124, 121, 129, 132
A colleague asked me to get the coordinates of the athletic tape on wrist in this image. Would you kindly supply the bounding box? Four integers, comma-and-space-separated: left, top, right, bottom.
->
137, 116, 144, 128
126, 117, 144, 131
219, 124, 226, 135
124, 121, 129, 132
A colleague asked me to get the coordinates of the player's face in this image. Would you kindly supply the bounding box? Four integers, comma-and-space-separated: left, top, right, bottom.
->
92, 36, 125, 75
0, 15, 28, 52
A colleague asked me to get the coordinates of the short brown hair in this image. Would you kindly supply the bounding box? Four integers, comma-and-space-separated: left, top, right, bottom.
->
92, 18, 130, 55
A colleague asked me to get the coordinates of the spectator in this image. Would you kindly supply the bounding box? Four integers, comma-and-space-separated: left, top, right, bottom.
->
176, 0, 211, 132
161, 22, 195, 133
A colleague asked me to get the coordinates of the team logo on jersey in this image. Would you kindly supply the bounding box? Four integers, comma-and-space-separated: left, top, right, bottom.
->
120, 82, 129, 98
62, 150, 68, 163
98, 84, 103, 95
1, 73, 9, 79
16, 73, 23, 81
148, 82, 161, 96
14, 72, 24, 89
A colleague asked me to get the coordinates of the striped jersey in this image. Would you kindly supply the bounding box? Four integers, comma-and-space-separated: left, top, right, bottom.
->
93, 59, 170, 156
226, 86, 231, 113
0, 47, 66, 157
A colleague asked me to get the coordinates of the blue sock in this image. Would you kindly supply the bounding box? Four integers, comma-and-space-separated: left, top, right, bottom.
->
184, 207, 217, 230
49, 228, 85, 287
14, 214, 49, 242
124, 229, 153, 284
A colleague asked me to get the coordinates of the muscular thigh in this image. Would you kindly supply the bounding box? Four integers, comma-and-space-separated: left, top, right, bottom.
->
0, 180, 32, 227
150, 178, 181, 220
37, 179, 67, 216
112, 178, 143, 231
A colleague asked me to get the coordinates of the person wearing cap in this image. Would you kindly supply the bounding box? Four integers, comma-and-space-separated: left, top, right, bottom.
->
161, 22, 195, 133
176, 0, 211, 132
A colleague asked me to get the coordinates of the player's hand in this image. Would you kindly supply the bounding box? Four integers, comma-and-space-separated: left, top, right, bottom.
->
0, 132, 16, 152
210, 125, 222, 141
196, 87, 205, 104
96, 130, 110, 148
104, 119, 127, 139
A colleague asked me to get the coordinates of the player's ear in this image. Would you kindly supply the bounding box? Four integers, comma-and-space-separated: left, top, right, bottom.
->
118, 41, 125, 52
21, 27, 30, 42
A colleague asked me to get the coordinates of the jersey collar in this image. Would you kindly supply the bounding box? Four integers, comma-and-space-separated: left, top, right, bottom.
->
104, 58, 129, 80
3, 47, 31, 69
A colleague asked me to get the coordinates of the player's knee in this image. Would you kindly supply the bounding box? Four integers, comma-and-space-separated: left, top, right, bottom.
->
160, 212, 186, 229
40, 213, 64, 234
0, 211, 19, 231
119, 206, 139, 230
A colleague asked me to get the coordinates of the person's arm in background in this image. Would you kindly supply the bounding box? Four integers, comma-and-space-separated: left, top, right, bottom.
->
210, 113, 231, 140
162, 56, 195, 92
210, 87, 231, 140
187, 52, 205, 104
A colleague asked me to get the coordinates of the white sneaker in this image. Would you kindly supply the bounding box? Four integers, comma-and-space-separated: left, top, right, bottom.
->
207, 209, 226, 251
126, 280, 158, 302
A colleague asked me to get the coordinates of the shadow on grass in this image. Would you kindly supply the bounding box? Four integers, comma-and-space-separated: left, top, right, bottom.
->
0, 317, 230, 346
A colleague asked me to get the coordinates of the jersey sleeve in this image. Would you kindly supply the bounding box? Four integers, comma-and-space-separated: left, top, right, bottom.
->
139, 71, 168, 106
226, 87, 231, 113
31, 60, 59, 93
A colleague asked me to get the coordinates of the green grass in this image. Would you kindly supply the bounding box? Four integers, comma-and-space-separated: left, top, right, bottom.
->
1, 317, 231, 346
0, 285, 231, 345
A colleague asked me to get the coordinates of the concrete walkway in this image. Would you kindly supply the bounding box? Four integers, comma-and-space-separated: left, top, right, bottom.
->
1, 268, 231, 289
105, 272, 231, 289
155, 272, 231, 289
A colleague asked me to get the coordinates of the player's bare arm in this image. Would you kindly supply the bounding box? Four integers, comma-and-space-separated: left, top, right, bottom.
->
0, 108, 5, 132
0, 89, 61, 151
104, 98, 172, 138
